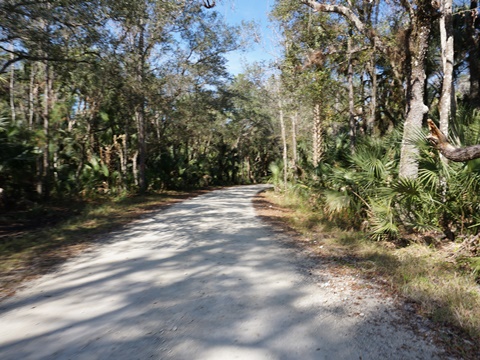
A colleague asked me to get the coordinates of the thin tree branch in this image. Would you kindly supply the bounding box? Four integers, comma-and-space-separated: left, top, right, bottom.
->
0, 57, 24, 73
300, 1, 382, 46
203, 0, 215, 8
299, 0, 401, 79
0, 48, 99, 73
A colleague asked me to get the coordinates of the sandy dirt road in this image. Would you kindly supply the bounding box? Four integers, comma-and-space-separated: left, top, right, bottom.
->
0, 185, 443, 359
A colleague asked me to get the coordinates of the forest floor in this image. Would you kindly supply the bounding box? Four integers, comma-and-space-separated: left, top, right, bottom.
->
253, 189, 479, 359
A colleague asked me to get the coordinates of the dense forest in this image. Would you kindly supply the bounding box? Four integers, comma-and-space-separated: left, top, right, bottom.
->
1, 0, 480, 243
0, 0, 279, 203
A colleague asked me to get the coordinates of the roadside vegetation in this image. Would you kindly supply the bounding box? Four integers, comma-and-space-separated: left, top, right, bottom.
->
263, 154, 480, 345
257, 188, 480, 351
260, 0, 480, 349
260, 107, 480, 345
0, 190, 204, 299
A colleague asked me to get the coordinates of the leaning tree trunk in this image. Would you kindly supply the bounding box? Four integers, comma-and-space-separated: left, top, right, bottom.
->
398, 15, 433, 179
427, 119, 480, 161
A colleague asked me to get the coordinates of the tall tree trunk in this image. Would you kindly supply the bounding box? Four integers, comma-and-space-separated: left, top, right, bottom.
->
136, 106, 147, 192
28, 63, 36, 129
347, 33, 356, 151
114, 134, 128, 189
37, 61, 51, 197
132, 150, 139, 187
368, 44, 377, 135
279, 102, 288, 192
9, 45, 16, 123
466, 0, 480, 107
399, 17, 433, 179
439, 0, 454, 137
291, 111, 298, 175
312, 103, 323, 167
439, 3, 454, 139
366, 2, 378, 135
438, 0, 455, 238
136, 19, 147, 193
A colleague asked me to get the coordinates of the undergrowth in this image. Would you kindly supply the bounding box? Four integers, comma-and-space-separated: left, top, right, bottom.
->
263, 189, 480, 344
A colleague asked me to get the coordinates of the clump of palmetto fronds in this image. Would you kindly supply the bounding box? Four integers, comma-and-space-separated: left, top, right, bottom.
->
305, 107, 480, 243
269, 107, 480, 343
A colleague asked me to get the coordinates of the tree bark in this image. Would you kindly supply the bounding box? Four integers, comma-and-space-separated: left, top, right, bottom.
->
439, 0, 454, 137
466, 0, 480, 107
347, 33, 356, 151
28, 63, 36, 129
136, 18, 147, 193
279, 102, 288, 191
291, 111, 298, 173
9, 45, 16, 123
427, 119, 480, 161
312, 103, 323, 167
37, 61, 51, 198
368, 43, 377, 135
398, 12, 433, 179
136, 106, 147, 191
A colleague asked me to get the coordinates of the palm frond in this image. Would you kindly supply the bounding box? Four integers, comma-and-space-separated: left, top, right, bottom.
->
323, 189, 351, 214
391, 177, 422, 198
418, 168, 440, 191
0, 117, 7, 131
367, 198, 399, 241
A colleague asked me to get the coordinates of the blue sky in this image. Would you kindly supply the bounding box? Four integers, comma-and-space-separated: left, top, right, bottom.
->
213, 0, 279, 75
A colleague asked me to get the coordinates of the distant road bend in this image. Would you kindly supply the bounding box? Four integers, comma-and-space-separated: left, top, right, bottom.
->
0, 185, 442, 359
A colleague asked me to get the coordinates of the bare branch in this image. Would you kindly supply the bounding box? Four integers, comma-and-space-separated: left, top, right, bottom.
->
0, 57, 24, 74
301, 45, 369, 70
300, 1, 377, 42
0, 46, 99, 73
203, 0, 215, 8
299, 0, 396, 73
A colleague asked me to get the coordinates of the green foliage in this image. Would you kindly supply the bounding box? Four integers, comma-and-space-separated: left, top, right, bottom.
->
0, 116, 36, 205
368, 197, 399, 240
268, 162, 282, 192
0, 1, 279, 207
281, 105, 480, 242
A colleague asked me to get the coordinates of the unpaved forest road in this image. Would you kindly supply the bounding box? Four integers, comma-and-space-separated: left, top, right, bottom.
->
0, 185, 443, 360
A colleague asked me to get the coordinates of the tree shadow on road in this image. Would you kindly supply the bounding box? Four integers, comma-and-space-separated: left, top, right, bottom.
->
0, 186, 442, 360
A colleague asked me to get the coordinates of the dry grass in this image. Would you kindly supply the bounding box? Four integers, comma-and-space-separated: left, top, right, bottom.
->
256, 189, 480, 349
